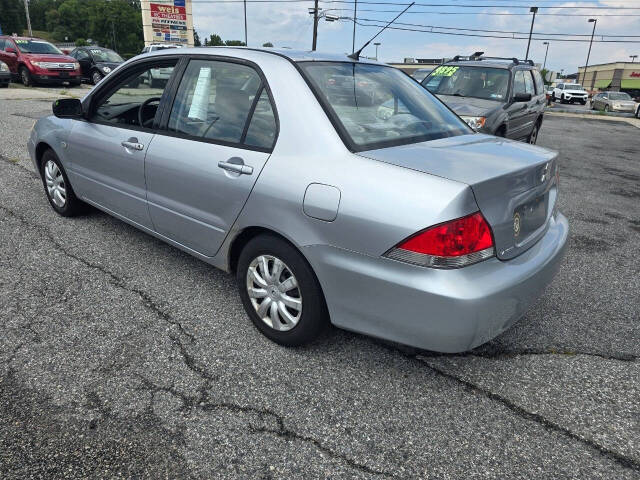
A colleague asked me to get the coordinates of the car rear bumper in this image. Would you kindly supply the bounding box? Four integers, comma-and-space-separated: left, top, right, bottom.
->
305, 211, 568, 353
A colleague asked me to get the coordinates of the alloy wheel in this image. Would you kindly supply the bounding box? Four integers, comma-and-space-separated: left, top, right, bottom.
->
44, 160, 66, 208
246, 255, 302, 331
529, 125, 538, 144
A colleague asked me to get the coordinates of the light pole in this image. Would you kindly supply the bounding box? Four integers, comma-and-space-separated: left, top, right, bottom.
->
525, 7, 538, 61
374, 42, 381, 60
630, 55, 638, 63
582, 18, 597, 88
542, 41, 549, 71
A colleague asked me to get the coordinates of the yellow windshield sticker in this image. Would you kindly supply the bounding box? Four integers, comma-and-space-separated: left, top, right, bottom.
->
432, 66, 459, 77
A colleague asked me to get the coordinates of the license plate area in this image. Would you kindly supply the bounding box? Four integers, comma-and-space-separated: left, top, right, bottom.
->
58, 71, 69, 78
514, 194, 548, 243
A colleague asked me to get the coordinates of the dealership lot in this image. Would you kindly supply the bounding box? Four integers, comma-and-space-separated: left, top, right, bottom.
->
0, 88, 639, 478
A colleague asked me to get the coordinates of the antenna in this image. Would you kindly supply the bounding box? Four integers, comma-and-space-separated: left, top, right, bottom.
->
348, 2, 414, 61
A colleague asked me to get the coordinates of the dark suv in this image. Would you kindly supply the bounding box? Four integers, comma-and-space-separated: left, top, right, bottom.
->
422, 55, 546, 144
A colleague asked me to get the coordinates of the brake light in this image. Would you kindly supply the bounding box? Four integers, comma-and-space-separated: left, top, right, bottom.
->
385, 212, 495, 269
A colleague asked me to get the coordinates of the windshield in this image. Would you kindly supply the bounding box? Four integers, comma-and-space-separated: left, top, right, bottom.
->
609, 92, 631, 100
411, 69, 432, 82
14, 39, 63, 54
423, 65, 510, 101
90, 48, 123, 63
300, 62, 470, 151
564, 84, 584, 90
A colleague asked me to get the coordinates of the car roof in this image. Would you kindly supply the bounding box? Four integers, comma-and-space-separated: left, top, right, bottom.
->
146, 46, 382, 65
2, 36, 49, 42
441, 60, 518, 69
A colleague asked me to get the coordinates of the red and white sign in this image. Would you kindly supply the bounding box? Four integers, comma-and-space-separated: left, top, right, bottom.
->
630, 72, 640, 78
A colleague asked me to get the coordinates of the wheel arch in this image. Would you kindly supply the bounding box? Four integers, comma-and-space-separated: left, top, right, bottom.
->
228, 226, 303, 274
35, 141, 54, 172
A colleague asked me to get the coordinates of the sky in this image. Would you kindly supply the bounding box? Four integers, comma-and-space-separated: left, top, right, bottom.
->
192, 0, 640, 74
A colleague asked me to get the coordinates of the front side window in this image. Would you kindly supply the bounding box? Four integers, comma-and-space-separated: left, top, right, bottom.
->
513, 71, 527, 95
75, 50, 90, 61
14, 39, 63, 54
92, 60, 177, 128
423, 65, 510, 101
301, 62, 469, 151
167, 59, 273, 146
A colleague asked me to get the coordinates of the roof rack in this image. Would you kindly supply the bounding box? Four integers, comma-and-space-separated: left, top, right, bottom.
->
450, 54, 535, 67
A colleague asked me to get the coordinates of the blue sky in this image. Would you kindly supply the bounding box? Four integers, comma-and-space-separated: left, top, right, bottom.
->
192, 1, 640, 74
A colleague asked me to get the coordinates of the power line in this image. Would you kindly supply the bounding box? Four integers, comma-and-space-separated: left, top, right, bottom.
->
324, 8, 640, 16
179, 0, 640, 7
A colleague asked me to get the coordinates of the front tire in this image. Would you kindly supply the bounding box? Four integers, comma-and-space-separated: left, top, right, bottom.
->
604, 104, 610, 112
40, 150, 85, 217
528, 121, 540, 144
20, 66, 33, 87
237, 234, 329, 346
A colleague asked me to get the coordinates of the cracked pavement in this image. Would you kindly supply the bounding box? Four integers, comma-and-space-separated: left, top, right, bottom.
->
0, 93, 639, 478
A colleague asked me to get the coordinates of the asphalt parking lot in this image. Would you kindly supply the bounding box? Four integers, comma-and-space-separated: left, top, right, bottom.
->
1, 86, 639, 479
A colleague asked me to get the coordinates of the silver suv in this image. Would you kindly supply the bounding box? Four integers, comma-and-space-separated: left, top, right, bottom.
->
422, 55, 547, 144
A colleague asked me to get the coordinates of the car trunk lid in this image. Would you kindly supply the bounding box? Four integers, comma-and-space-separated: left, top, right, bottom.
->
358, 134, 559, 260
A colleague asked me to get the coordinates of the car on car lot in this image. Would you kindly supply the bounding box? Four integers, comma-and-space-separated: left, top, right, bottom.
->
70, 46, 124, 85
591, 91, 637, 113
410, 67, 433, 83
0, 60, 10, 87
28, 48, 568, 353
0, 36, 81, 86
422, 55, 547, 144
551, 83, 588, 105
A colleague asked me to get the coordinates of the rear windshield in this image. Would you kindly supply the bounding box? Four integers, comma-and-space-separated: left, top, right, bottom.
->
609, 92, 631, 100
423, 65, 510, 101
300, 62, 470, 151
14, 39, 62, 54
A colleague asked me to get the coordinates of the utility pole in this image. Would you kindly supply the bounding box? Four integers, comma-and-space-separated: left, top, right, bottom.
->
352, 0, 357, 53
244, 0, 248, 46
311, 0, 319, 51
525, 7, 538, 61
23, 0, 33, 37
542, 41, 549, 71
582, 18, 597, 87
374, 42, 381, 60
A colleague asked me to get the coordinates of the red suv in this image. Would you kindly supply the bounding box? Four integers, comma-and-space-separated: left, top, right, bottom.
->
0, 36, 81, 87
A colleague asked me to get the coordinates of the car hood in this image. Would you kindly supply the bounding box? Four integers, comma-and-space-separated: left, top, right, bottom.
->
563, 89, 587, 95
436, 95, 501, 116
23, 53, 76, 63
358, 134, 559, 260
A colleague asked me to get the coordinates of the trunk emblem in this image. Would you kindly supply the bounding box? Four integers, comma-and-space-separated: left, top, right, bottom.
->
513, 212, 521, 237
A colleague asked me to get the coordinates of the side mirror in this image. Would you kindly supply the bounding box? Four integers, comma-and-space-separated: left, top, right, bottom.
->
5, 47, 17, 55
513, 92, 532, 102
52, 98, 83, 119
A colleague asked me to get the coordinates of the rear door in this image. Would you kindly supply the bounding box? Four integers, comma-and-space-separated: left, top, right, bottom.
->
65, 57, 179, 228
144, 57, 278, 256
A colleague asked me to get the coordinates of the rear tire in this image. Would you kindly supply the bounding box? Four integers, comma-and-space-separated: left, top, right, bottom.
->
39, 149, 85, 217
236, 234, 329, 346
91, 70, 103, 85
528, 121, 540, 145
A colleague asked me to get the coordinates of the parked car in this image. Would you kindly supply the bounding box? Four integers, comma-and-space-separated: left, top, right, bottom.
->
0, 36, 81, 86
591, 91, 637, 113
636, 103, 640, 119
410, 67, 433, 83
70, 46, 124, 85
422, 55, 546, 144
28, 48, 568, 353
141, 43, 183, 54
0, 60, 10, 87
551, 83, 587, 104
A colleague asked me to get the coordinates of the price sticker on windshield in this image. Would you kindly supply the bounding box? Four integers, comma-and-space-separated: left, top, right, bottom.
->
432, 66, 459, 77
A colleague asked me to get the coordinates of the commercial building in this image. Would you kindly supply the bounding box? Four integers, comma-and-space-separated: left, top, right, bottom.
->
577, 62, 640, 95
389, 58, 447, 75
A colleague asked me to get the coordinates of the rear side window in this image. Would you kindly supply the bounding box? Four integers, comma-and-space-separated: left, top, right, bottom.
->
167, 59, 276, 149
532, 70, 544, 94
523, 71, 535, 94
513, 71, 527, 95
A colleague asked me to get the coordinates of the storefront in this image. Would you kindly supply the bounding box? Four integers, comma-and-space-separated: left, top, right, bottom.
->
577, 62, 640, 97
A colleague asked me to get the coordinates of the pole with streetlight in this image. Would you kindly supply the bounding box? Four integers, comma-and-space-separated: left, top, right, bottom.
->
525, 7, 538, 61
630, 55, 638, 63
374, 42, 381, 60
542, 41, 549, 71
582, 18, 597, 89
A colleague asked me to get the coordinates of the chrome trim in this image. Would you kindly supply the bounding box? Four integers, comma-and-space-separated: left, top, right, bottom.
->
385, 247, 495, 269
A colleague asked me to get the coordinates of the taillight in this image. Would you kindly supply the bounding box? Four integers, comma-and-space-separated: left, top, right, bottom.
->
385, 212, 495, 269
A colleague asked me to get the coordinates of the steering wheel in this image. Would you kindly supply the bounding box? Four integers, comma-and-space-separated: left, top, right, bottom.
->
138, 97, 161, 128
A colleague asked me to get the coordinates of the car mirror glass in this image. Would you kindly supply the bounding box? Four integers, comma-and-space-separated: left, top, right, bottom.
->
52, 98, 84, 119
513, 92, 532, 102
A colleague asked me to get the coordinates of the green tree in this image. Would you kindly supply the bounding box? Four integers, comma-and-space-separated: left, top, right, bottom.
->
28, 0, 59, 31
0, 0, 26, 36
225, 40, 246, 46
206, 33, 224, 46
193, 29, 201, 47
75, 37, 88, 46
262, 42, 273, 47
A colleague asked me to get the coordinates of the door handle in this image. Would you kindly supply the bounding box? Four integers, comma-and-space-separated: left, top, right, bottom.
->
121, 140, 144, 151
218, 160, 253, 175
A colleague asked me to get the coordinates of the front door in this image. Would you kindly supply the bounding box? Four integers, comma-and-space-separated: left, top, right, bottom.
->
65, 58, 178, 228
145, 58, 278, 256
505, 70, 533, 140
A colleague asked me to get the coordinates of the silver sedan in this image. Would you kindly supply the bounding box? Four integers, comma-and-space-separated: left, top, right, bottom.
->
29, 48, 568, 353
591, 91, 637, 113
